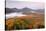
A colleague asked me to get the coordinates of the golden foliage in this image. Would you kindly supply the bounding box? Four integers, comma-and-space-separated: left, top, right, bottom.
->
6, 15, 44, 30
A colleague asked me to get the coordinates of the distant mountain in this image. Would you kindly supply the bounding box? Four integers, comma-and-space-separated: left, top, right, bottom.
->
5, 7, 44, 14
13, 7, 32, 12
5, 8, 18, 14
20, 7, 32, 12
35, 9, 44, 13
5, 7, 32, 14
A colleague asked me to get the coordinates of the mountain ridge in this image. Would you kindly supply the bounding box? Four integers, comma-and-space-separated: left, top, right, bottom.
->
5, 7, 44, 14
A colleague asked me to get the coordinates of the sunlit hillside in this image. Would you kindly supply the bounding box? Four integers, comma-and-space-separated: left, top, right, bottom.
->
5, 12, 44, 30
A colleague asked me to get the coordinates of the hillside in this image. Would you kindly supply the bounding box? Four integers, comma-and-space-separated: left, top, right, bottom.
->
5, 12, 44, 30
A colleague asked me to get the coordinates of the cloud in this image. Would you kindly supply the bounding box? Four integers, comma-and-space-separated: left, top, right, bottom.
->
6, 0, 44, 9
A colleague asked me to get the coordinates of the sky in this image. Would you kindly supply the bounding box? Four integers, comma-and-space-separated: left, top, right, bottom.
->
6, 0, 44, 9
